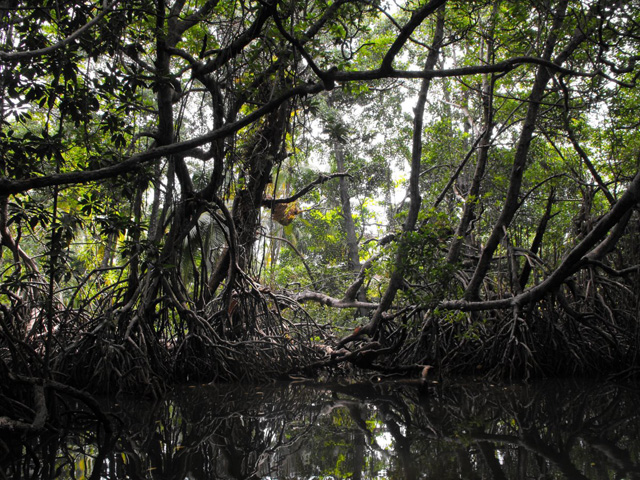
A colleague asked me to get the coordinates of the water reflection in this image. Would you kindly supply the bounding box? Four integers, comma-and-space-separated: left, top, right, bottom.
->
2, 379, 640, 479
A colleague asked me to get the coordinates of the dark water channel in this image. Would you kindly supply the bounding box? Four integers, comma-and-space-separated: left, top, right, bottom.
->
3, 378, 640, 479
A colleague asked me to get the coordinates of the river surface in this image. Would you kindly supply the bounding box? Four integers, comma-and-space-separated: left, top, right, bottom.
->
2, 377, 640, 479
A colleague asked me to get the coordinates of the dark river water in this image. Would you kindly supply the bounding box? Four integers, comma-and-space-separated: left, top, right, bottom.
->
2, 377, 640, 479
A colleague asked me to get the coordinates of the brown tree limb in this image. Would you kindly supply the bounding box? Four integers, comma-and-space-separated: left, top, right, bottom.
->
434, 131, 485, 209
464, 0, 575, 300
335, 55, 602, 84
0, 81, 325, 197
587, 261, 640, 277
210, 196, 239, 301
558, 77, 616, 206
290, 255, 378, 313
0, 383, 46, 432
0, 196, 39, 272
445, 1, 499, 264
519, 188, 556, 289
0, 56, 610, 198
271, 2, 334, 89
354, 6, 445, 340
343, 256, 377, 302
197, 3, 274, 75
380, 0, 447, 71
293, 291, 378, 310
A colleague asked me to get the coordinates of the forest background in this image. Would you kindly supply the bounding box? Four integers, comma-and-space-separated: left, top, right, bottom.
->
2, 0, 640, 429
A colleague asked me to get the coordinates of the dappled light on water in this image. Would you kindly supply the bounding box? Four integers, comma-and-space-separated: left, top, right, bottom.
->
2, 379, 640, 479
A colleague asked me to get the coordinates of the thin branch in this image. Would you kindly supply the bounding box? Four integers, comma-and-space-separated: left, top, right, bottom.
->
264, 233, 315, 284
337, 55, 602, 84
588, 260, 640, 277
0, 0, 120, 61
380, 0, 447, 71
433, 131, 485, 208
261, 173, 350, 206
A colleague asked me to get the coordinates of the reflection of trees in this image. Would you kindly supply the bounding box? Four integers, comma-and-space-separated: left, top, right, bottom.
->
2, 380, 640, 479
331, 380, 640, 479
0, 399, 113, 480
109, 383, 327, 479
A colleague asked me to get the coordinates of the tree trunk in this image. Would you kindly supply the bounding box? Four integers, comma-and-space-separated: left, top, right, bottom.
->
208, 101, 290, 295
332, 136, 370, 312
446, 2, 498, 265
519, 188, 555, 290
464, 0, 579, 301
356, 7, 445, 339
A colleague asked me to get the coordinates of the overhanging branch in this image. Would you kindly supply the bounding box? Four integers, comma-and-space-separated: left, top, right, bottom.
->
0, 54, 611, 197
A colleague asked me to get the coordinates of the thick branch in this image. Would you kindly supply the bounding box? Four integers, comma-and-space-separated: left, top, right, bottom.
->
0, 55, 612, 197
0, 383, 46, 432
293, 291, 378, 309
291, 256, 377, 310
271, 4, 334, 89
0, 82, 325, 197
356, 6, 445, 338
464, 0, 572, 300
198, 3, 273, 75
519, 188, 556, 289
343, 256, 377, 302
168, 0, 221, 43
337, 56, 600, 84
556, 75, 616, 205
380, 0, 447, 71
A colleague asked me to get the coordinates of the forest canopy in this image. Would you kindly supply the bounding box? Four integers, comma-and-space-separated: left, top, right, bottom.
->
2, 0, 640, 411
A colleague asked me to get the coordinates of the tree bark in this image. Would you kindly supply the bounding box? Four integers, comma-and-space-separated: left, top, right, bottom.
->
441, 170, 640, 312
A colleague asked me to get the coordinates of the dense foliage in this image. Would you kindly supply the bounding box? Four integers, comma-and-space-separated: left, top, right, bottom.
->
2, 0, 640, 429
